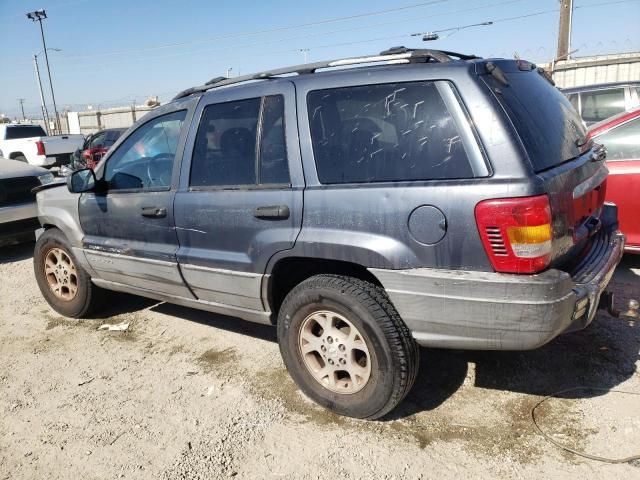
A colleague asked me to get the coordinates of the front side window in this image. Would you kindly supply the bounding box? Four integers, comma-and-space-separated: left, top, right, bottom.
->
190, 95, 289, 187
597, 117, 640, 161
581, 88, 625, 124
307, 81, 475, 184
104, 110, 186, 190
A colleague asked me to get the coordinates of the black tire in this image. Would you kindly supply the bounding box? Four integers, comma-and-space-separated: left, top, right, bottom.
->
14, 155, 27, 163
277, 274, 419, 420
33, 228, 104, 318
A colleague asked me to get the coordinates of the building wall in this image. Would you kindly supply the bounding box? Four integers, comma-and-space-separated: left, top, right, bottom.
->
67, 105, 156, 135
545, 52, 640, 89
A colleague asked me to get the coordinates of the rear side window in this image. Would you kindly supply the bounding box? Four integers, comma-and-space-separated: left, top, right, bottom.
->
307, 81, 478, 184
4, 125, 47, 139
581, 88, 625, 124
190, 95, 289, 187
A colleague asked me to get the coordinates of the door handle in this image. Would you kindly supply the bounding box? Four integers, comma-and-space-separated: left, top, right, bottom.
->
254, 205, 290, 220
141, 206, 167, 218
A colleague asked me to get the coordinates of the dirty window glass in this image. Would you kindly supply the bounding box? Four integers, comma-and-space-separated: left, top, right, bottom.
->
307, 81, 474, 184
191, 98, 260, 187
581, 88, 625, 124
597, 117, 640, 161
104, 110, 186, 190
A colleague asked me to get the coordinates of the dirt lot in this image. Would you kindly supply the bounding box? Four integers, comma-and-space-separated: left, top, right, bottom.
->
1, 242, 639, 480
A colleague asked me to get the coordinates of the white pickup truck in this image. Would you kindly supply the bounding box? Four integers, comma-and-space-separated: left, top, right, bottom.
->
0, 124, 84, 169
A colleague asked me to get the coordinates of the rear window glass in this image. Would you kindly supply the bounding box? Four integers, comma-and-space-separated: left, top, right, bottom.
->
4, 125, 47, 139
307, 81, 476, 184
485, 67, 588, 172
581, 88, 625, 124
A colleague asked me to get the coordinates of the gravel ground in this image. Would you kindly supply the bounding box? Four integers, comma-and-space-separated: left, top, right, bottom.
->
1, 241, 639, 480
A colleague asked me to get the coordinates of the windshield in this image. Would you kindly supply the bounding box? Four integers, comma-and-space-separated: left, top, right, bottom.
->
4, 125, 47, 140
483, 63, 589, 172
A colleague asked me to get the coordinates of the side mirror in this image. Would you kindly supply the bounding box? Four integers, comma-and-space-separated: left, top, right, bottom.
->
67, 168, 97, 193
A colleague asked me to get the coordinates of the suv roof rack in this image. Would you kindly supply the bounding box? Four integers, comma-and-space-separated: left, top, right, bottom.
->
173, 46, 479, 100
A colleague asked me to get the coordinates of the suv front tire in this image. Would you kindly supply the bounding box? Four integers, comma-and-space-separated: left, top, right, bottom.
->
277, 274, 419, 419
34, 228, 103, 318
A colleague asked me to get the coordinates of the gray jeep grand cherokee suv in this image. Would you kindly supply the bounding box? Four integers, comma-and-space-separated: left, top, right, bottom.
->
33, 48, 624, 419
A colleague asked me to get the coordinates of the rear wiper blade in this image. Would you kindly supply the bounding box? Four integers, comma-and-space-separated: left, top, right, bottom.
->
485, 62, 509, 86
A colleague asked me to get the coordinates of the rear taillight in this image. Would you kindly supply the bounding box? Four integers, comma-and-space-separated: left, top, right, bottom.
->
36, 140, 46, 156
475, 194, 552, 274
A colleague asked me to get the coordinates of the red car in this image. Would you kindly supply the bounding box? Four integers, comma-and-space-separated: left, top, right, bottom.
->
80, 128, 126, 169
589, 108, 640, 253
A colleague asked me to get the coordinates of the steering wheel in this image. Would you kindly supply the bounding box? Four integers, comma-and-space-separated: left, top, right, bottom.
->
146, 153, 174, 187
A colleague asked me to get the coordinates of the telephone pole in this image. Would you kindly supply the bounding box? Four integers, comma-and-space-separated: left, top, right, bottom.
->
26, 10, 61, 134
18, 99, 26, 121
556, 0, 574, 61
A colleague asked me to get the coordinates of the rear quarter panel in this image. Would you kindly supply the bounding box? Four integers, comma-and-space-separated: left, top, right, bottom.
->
283, 63, 538, 271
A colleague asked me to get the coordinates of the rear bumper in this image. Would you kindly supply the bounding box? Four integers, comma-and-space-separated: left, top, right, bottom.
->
370, 210, 625, 350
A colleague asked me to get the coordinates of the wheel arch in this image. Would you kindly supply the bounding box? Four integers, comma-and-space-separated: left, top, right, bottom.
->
264, 255, 385, 323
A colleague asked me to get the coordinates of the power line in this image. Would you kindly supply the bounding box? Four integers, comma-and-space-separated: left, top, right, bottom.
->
52, 0, 521, 64
44, 0, 639, 70
59, 0, 450, 61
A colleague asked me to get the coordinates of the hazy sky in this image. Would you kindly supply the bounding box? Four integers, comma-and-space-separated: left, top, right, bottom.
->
1, 0, 638, 117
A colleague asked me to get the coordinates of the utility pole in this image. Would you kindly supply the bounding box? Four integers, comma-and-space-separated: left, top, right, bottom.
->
18, 99, 26, 121
27, 10, 61, 134
226, 67, 233, 78
556, 0, 573, 61
33, 54, 51, 134
299, 48, 310, 63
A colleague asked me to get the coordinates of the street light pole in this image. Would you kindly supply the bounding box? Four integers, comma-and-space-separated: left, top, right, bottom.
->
33, 54, 51, 134
27, 10, 61, 134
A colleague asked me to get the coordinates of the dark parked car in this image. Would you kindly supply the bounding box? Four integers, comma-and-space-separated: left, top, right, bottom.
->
589, 107, 640, 253
563, 81, 640, 125
0, 158, 54, 246
71, 128, 126, 170
33, 48, 623, 419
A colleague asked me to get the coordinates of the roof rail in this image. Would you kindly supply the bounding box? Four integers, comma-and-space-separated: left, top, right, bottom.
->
173, 46, 479, 100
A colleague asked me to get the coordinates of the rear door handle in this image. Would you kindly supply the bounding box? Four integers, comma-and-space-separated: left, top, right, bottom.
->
141, 206, 167, 218
254, 205, 290, 220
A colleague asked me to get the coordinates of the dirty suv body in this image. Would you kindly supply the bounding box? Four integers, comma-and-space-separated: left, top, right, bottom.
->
33, 48, 624, 420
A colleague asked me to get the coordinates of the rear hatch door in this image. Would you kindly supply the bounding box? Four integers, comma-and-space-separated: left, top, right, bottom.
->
480, 60, 608, 268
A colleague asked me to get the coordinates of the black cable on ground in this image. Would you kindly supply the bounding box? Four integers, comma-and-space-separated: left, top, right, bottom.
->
531, 386, 640, 464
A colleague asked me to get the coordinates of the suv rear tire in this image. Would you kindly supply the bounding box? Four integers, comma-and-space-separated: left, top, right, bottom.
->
34, 228, 104, 318
277, 274, 419, 419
